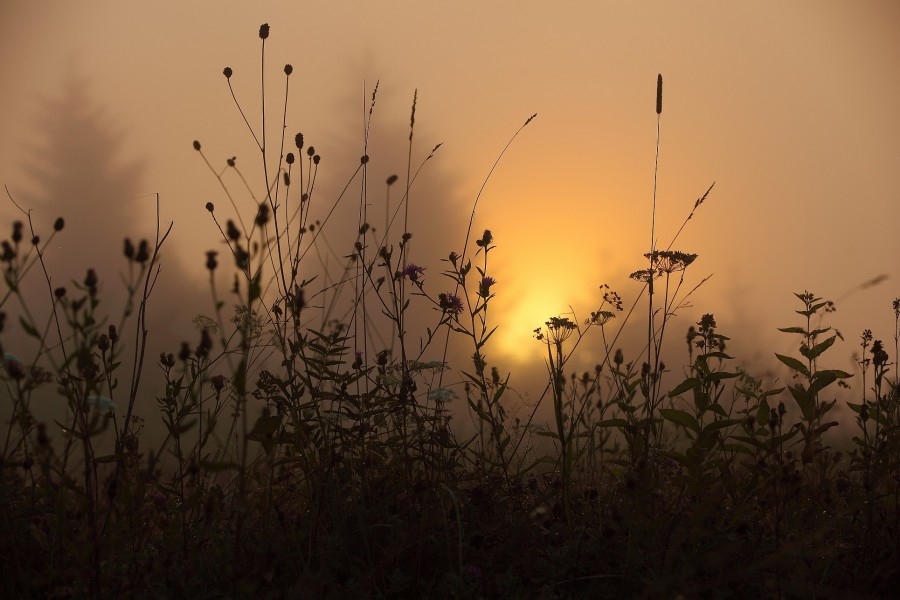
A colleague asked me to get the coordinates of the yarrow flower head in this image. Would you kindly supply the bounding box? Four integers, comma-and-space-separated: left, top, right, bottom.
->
401, 263, 425, 282
438, 292, 464, 315
478, 276, 496, 298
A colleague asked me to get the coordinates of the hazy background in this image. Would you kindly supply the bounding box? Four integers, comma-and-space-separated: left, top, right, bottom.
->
1, 2, 898, 429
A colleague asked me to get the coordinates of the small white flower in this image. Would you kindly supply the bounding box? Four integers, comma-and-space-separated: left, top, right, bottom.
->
87, 395, 117, 412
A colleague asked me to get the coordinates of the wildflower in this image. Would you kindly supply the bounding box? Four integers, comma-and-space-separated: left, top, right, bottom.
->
87, 395, 116, 412
193, 140, 201, 151
428, 387, 458, 403
223, 67, 233, 79
286, 153, 294, 165
438, 292, 464, 315
646, 250, 697, 273
135, 240, 150, 264
295, 132, 304, 150
1, 241, 15, 262
3, 353, 24, 381
629, 268, 658, 283
872, 340, 888, 367
284, 63, 293, 75
255, 202, 270, 226
588, 310, 615, 326
258, 23, 270, 39
211, 374, 226, 392
205, 250, 218, 271
478, 276, 496, 298
52, 218, 64, 232
11, 221, 22, 243
123, 238, 135, 260
84, 268, 98, 293
226, 219, 241, 241
545, 316, 577, 344
401, 263, 425, 282
205, 202, 214, 212
386, 174, 398, 185
475, 229, 493, 248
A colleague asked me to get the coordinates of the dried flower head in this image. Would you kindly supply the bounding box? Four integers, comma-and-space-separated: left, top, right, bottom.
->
205, 250, 218, 271
386, 174, 398, 185
193, 140, 201, 151
286, 153, 294, 165
205, 202, 215, 212
295, 132, 304, 150
259, 23, 270, 39
223, 67, 233, 79
284, 64, 293, 75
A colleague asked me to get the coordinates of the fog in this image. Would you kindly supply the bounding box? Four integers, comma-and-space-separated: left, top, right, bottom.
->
1, 2, 899, 446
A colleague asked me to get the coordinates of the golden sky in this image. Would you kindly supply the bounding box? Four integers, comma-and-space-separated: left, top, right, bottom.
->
1, 1, 898, 400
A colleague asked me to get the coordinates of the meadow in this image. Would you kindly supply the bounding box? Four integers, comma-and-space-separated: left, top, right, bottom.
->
1, 25, 898, 599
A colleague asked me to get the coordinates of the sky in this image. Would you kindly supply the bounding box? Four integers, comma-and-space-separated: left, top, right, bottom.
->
1, 1, 898, 420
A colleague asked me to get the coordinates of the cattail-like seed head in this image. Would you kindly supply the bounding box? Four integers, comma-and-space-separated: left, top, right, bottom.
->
656, 74, 663, 115
295, 133, 304, 150
259, 23, 270, 39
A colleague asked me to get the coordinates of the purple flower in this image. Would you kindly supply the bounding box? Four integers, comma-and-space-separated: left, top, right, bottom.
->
401, 263, 425, 282
478, 276, 496, 298
438, 293, 464, 315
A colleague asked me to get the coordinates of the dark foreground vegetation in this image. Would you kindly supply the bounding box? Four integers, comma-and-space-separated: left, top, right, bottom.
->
1, 25, 898, 599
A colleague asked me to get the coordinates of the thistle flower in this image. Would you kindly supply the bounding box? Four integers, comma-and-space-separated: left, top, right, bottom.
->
475, 229, 493, 248
401, 263, 425, 282
478, 276, 496, 298
438, 292, 464, 315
